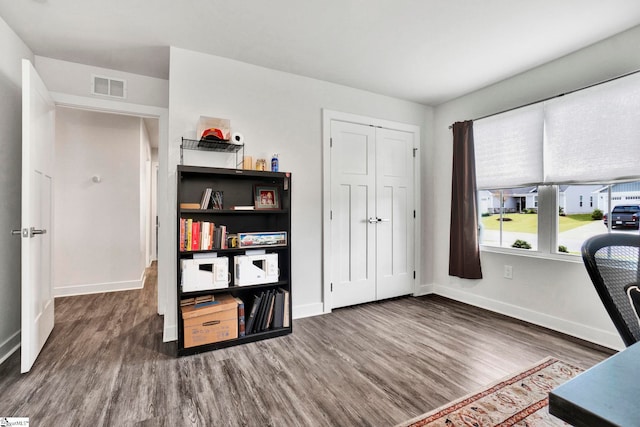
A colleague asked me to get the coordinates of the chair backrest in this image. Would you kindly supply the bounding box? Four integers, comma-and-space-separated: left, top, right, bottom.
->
582, 233, 640, 347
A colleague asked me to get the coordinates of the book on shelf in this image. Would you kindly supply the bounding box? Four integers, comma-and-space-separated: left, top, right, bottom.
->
200, 188, 212, 209
234, 296, 245, 337
180, 219, 231, 252
180, 218, 185, 252
180, 203, 201, 210
280, 288, 290, 328
191, 221, 200, 251
186, 219, 193, 251
180, 294, 215, 307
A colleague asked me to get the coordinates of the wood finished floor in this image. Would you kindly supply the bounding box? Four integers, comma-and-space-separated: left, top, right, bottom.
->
0, 264, 614, 426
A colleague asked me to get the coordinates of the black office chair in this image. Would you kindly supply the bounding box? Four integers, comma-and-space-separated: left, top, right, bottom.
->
582, 233, 640, 347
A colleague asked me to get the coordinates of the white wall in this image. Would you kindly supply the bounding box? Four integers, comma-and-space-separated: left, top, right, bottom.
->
432, 25, 640, 351
34, 56, 169, 108
53, 108, 146, 296
163, 46, 432, 340
0, 16, 34, 364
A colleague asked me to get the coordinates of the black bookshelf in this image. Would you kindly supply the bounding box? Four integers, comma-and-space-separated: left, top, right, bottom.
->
176, 165, 292, 356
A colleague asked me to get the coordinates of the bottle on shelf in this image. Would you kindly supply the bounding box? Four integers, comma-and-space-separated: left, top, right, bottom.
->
271, 153, 279, 172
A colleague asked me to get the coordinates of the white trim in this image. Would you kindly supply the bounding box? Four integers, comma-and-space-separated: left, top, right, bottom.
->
51, 92, 164, 118
433, 284, 624, 351
54, 270, 145, 297
293, 302, 325, 320
48, 92, 171, 341
163, 324, 177, 343
414, 283, 434, 296
321, 109, 422, 314
0, 330, 21, 366
480, 245, 583, 263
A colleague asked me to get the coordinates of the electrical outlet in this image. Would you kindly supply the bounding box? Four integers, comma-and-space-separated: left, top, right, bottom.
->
504, 265, 513, 279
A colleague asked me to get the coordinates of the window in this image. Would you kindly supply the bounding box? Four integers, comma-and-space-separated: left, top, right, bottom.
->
479, 187, 538, 251
479, 182, 640, 256
474, 72, 640, 258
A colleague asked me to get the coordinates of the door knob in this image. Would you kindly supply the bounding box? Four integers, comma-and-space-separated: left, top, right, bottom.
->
11, 228, 28, 237
368, 217, 378, 224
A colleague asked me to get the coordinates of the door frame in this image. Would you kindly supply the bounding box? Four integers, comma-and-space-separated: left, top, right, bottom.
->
321, 109, 421, 313
48, 92, 169, 324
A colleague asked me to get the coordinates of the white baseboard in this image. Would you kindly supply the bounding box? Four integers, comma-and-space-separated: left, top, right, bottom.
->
293, 302, 324, 320
163, 323, 177, 343
414, 283, 434, 296
434, 284, 624, 351
54, 271, 145, 297
0, 330, 20, 366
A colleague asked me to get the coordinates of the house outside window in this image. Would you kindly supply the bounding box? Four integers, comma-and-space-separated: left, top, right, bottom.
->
479, 182, 640, 256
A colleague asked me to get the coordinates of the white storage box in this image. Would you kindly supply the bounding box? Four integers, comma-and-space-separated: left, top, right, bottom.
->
182, 256, 229, 292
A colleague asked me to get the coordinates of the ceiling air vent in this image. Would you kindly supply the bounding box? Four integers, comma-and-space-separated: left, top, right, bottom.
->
91, 74, 127, 99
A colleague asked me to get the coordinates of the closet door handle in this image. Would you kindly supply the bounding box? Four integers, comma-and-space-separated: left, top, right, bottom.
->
30, 227, 47, 237
368, 217, 378, 224
377, 218, 390, 222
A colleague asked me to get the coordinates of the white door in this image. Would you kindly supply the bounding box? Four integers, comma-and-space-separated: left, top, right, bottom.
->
21, 59, 55, 373
330, 121, 415, 308
330, 121, 377, 308
375, 127, 415, 299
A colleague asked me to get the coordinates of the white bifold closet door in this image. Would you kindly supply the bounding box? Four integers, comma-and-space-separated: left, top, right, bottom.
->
330, 120, 415, 309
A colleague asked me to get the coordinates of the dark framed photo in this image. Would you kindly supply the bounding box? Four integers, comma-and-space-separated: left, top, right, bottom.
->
254, 186, 280, 210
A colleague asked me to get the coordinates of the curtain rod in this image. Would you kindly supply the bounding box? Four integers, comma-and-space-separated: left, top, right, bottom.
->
448, 68, 640, 129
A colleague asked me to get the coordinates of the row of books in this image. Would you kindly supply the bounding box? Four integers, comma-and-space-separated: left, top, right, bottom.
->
179, 218, 227, 252
246, 288, 290, 335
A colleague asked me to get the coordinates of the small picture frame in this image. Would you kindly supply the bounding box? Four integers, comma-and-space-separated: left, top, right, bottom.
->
254, 186, 280, 210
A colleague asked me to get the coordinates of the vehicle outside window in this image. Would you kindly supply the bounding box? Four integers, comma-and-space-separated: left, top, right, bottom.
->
603, 205, 640, 229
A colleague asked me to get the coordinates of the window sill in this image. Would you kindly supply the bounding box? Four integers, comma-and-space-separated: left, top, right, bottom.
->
479, 245, 584, 264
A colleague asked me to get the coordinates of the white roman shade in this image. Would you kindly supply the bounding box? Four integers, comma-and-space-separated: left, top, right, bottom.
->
474, 103, 544, 190
544, 72, 640, 184
474, 71, 640, 189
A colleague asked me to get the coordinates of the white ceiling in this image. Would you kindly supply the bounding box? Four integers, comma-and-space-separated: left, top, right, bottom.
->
2, 0, 640, 105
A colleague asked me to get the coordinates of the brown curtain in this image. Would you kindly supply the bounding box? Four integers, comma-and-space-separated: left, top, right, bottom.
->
449, 121, 482, 279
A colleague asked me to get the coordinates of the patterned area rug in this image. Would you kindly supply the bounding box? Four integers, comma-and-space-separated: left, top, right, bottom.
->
396, 357, 583, 427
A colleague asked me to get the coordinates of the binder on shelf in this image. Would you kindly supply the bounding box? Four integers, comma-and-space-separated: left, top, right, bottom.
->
253, 291, 267, 334
245, 293, 262, 335
265, 291, 276, 330
273, 290, 285, 329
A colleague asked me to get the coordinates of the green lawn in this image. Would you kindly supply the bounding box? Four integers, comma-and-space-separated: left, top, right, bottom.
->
481, 213, 596, 233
